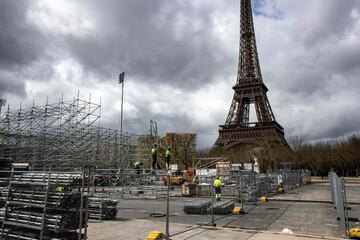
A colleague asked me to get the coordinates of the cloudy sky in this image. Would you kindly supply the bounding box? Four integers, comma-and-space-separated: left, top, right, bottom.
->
0, 0, 360, 147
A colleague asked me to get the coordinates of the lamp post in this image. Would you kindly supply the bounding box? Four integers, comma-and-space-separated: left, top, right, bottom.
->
0, 99, 6, 116
118, 72, 125, 135
118, 72, 125, 170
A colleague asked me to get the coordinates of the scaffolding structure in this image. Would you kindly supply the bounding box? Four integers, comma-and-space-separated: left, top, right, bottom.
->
0, 96, 141, 170
0, 170, 87, 240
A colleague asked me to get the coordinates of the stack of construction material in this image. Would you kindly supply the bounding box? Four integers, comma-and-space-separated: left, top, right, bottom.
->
0, 159, 11, 208
212, 200, 235, 215
0, 194, 4, 208
1, 228, 81, 240
0, 171, 87, 240
6, 189, 82, 209
0, 158, 11, 182
183, 200, 211, 215
0, 208, 83, 231
88, 197, 118, 220
1, 172, 83, 186
0, 158, 11, 169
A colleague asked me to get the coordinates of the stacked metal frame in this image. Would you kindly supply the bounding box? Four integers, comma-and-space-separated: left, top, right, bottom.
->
88, 196, 118, 220
212, 200, 235, 215
183, 201, 211, 215
0, 171, 87, 240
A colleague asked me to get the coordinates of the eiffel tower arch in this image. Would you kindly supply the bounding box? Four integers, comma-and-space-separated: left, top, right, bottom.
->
212, 0, 289, 165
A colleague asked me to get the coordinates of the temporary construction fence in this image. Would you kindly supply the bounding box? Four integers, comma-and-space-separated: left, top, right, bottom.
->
89, 169, 171, 200
86, 168, 311, 203
328, 170, 349, 235
271, 169, 311, 190
195, 169, 311, 200
0, 170, 88, 240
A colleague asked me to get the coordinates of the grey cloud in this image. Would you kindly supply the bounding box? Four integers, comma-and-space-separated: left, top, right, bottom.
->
254, 0, 360, 144
325, 116, 360, 139
63, 0, 232, 89
323, 44, 360, 75
0, 1, 51, 97
286, 0, 359, 47
0, 1, 47, 68
0, 71, 26, 96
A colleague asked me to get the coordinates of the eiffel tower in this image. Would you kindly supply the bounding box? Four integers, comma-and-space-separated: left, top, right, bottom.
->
213, 0, 288, 154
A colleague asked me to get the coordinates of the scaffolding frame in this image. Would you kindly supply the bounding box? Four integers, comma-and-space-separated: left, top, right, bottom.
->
0, 96, 141, 170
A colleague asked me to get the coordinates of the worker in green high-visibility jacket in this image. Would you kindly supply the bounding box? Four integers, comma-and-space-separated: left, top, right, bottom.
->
134, 160, 143, 175
165, 145, 172, 170
56, 183, 65, 193
213, 176, 222, 201
151, 143, 161, 170
115, 174, 121, 186
193, 176, 199, 184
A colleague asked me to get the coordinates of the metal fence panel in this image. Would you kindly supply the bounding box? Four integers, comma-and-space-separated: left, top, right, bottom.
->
328, 171, 348, 233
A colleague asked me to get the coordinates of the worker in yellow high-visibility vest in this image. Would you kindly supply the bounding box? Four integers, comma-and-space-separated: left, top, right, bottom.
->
56, 184, 64, 193
134, 160, 143, 175
192, 176, 199, 184
151, 143, 160, 170
165, 145, 172, 170
213, 176, 222, 201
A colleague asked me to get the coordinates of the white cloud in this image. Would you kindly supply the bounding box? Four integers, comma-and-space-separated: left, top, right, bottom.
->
26, 0, 95, 37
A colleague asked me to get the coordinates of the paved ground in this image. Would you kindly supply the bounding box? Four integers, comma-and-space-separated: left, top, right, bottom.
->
269, 181, 360, 203
87, 180, 360, 240
97, 198, 341, 237
88, 219, 342, 240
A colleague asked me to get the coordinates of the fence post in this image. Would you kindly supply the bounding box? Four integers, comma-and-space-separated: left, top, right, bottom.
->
240, 173, 244, 211
210, 176, 215, 227
165, 171, 171, 239
341, 178, 349, 232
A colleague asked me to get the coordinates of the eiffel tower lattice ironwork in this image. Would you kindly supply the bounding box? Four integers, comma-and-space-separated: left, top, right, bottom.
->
213, 0, 288, 151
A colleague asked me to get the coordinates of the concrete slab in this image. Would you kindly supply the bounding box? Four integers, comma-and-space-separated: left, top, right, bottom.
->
112, 198, 342, 237
266, 202, 341, 237
87, 219, 342, 240
268, 182, 360, 204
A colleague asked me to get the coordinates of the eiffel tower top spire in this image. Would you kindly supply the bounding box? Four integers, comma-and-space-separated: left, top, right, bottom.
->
237, 0, 263, 86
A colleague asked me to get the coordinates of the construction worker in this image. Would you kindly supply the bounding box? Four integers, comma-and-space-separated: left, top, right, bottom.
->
192, 176, 199, 184
115, 173, 121, 186
165, 145, 172, 170
56, 183, 65, 193
151, 143, 160, 170
213, 176, 222, 201
134, 160, 143, 175
277, 174, 284, 188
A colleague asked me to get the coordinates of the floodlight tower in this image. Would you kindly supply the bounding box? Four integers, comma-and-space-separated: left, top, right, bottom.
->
118, 72, 125, 170
0, 99, 6, 116
118, 72, 125, 135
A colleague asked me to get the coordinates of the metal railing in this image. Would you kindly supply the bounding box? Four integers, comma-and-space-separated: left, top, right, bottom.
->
329, 170, 349, 234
